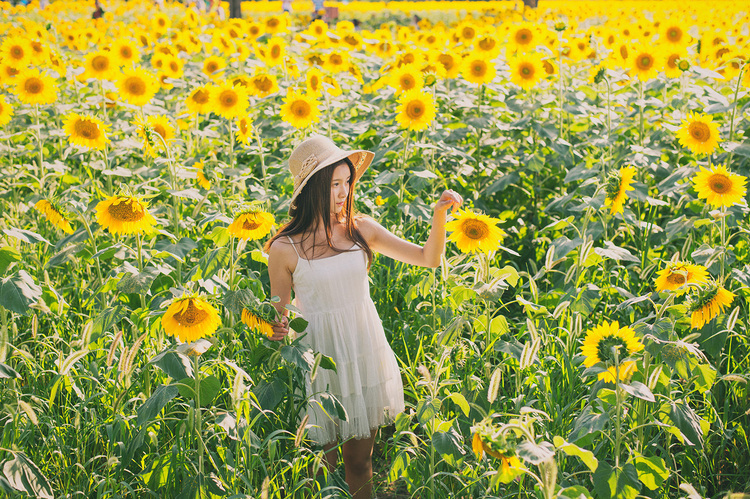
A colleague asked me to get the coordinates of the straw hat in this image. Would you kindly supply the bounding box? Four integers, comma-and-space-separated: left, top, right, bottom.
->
288, 135, 374, 209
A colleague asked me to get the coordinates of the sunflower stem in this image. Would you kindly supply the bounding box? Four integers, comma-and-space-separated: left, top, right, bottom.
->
720, 206, 727, 283
80, 213, 104, 306
193, 354, 204, 479
726, 62, 746, 167
99, 80, 108, 123
34, 104, 44, 193
654, 292, 676, 323
605, 76, 612, 174
638, 79, 644, 148
613, 348, 622, 469
228, 120, 235, 173
136, 232, 145, 310
557, 30, 565, 140
401, 129, 411, 172
254, 125, 269, 195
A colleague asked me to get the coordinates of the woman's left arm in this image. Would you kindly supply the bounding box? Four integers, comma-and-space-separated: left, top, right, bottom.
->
361, 189, 463, 268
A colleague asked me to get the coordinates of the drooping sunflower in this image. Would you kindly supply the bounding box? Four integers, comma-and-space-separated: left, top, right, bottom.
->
83, 51, 115, 80
228, 209, 275, 240
118, 68, 159, 107
241, 309, 274, 338
390, 64, 424, 95
630, 47, 662, 81
676, 112, 721, 155
203, 55, 226, 78
34, 199, 74, 234
14, 69, 57, 105
236, 116, 253, 145
210, 83, 249, 120
186, 86, 212, 114
581, 321, 644, 383
95, 195, 157, 235
249, 73, 279, 98
692, 164, 747, 208
395, 88, 436, 132
654, 262, 710, 292
162, 296, 221, 343
63, 112, 110, 150
134, 115, 175, 157
689, 284, 735, 329
193, 162, 211, 189
0, 95, 14, 127
445, 209, 505, 254
280, 90, 320, 129
508, 54, 544, 90
462, 57, 496, 86
604, 166, 636, 215
470, 425, 526, 482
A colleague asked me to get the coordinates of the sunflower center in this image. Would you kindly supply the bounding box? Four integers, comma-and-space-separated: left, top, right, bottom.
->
169, 61, 179, 72
6, 66, 19, 77
716, 48, 730, 59
92, 55, 109, 72
309, 75, 319, 90
438, 54, 455, 70
31, 41, 43, 54
107, 199, 145, 222
174, 300, 208, 326
400, 75, 415, 90
74, 119, 101, 139
291, 99, 311, 117
153, 124, 167, 139
472, 61, 486, 77
688, 122, 711, 142
403, 53, 415, 64
462, 27, 475, 39
330, 54, 342, 65
667, 54, 679, 68
267, 18, 279, 28
637, 55, 653, 70
24, 77, 43, 94
10, 45, 24, 59
596, 335, 629, 364
206, 61, 218, 73
668, 27, 682, 42
239, 119, 249, 134
121, 47, 133, 59
220, 90, 238, 107
666, 272, 687, 286
242, 219, 261, 230
271, 45, 281, 58
125, 77, 146, 96
519, 63, 534, 79
515, 28, 532, 44
620, 45, 629, 59
405, 100, 425, 119
708, 174, 731, 194
193, 89, 209, 104
478, 38, 495, 51
462, 219, 489, 240
543, 60, 555, 74
255, 76, 272, 92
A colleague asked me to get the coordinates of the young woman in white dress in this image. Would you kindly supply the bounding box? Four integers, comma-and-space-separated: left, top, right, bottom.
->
265, 135, 462, 498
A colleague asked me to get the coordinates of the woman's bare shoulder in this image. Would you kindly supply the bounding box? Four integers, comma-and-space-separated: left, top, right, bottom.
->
268, 237, 298, 269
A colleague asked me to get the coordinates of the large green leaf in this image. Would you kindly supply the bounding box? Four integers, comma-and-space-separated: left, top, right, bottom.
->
150, 350, 194, 380
432, 428, 465, 460
3, 227, 50, 245
0, 246, 20, 275
0, 270, 42, 315
137, 384, 179, 425
668, 401, 704, 447
117, 266, 161, 294
189, 247, 231, 281
2, 452, 53, 499
178, 375, 220, 407
517, 440, 554, 465
634, 455, 669, 490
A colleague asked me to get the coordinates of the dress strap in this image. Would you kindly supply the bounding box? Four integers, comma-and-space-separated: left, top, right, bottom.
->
286, 236, 301, 258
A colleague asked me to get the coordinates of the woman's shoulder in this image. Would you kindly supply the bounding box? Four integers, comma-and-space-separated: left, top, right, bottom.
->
355, 215, 386, 240
268, 236, 298, 268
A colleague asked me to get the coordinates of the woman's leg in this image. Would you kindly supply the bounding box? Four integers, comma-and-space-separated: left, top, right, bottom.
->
322, 441, 338, 473
341, 429, 378, 499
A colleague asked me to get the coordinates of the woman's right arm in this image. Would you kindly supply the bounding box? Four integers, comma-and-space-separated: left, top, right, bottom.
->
267, 239, 294, 341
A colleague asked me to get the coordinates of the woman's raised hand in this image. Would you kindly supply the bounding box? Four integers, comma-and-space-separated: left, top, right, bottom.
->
435, 189, 463, 215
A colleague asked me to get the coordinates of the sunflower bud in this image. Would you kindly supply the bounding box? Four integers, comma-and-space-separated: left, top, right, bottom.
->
677, 58, 690, 72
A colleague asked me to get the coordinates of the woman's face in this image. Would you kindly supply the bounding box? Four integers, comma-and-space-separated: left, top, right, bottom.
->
330, 162, 351, 215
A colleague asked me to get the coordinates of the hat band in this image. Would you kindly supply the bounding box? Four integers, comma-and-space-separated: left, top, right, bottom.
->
294, 153, 318, 190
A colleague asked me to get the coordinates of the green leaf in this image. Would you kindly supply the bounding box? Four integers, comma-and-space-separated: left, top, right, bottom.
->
389, 451, 409, 482
3, 227, 50, 245
252, 379, 285, 412
0, 270, 43, 315
668, 401, 704, 447
694, 363, 716, 394
117, 266, 161, 294
517, 440, 554, 464
0, 246, 21, 275
2, 452, 53, 499
594, 242, 640, 263
150, 351, 194, 380
154, 237, 198, 261
91, 305, 124, 340
178, 375, 220, 407
553, 436, 598, 471
620, 381, 655, 402
318, 392, 348, 421
432, 428, 466, 459
137, 384, 179, 425
558, 485, 593, 499
593, 462, 640, 499
289, 317, 308, 333
0, 362, 20, 379
634, 455, 669, 490
280, 344, 314, 371
222, 289, 257, 315
190, 247, 231, 281
569, 406, 609, 443
416, 397, 441, 425
445, 392, 470, 417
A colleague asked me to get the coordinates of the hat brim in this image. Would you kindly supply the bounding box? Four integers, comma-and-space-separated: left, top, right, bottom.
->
290, 149, 374, 209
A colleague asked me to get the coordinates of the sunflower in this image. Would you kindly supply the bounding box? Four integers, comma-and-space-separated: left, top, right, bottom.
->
193, 162, 211, 189
111, 38, 140, 67
210, 83, 249, 120
676, 112, 721, 155
241, 309, 274, 338
162, 297, 221, 343
34, 200, 74, 234
236, 116, 253, 145
693, 164, 747, 208
664, 50, 687, 79
390, 64, 424, 94
280, 89, 320, 129
95, 195, 157, 235
305, 67, 325, 97
510, 23, 537, 51
14, 70, 57, 105
0, 95, 14, 127
63, 112, 110, 150
83, 51, 115, 80
474, 33, 502, 59
604, 166, 636, 215
396, 88, 436, 132
134, 115, 175, 157
28, 40, 49, 66
161, 55, 184, 79
1, 36, 32, 69
262, 37, 286, 67
322, 75, 342, 97
508, 54, 544, 90
445, 209, 505, 254
581, 321, 643, 383
0, 63, 20, 85
689, 284, 735, 329
228, 209, 275, 240
323, 51, 349, 73
203, 55, 226, 78
654, 262, 710, 292
663, 25, 687, 47
185, 86, 212, 114
249, 73, 279, 98
630, 48, 661, 81
433, 51, 462, 79
462, 57, 496, 86
118, 69, 159, 107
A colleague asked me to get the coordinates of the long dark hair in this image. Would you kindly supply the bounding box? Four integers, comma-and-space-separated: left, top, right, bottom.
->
265, 157, 373, 267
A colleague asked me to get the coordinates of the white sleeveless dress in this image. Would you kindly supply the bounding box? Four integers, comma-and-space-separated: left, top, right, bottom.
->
287, 237, 405, 444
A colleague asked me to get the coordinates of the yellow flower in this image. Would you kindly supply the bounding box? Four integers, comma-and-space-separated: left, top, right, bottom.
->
390, 64, 424, 95
510, 23, 538, 51
210, 83, 249, 120
434, 51, 462, 79
323, 51, 349, 73
445, 209, 505, 254
162, 297, 221, 343
193, 162, 211, 189
654, 262, 710, 292
508, 53, 544, 90
474, 33, 501, 59
662, 25, 688, 47
1, 36, 32, 69
34, 200, 74, 234
134, 115, 175, 157
83, 51, 116, 80
228, 210, 275, 240
186, 86, 212, 114
693, 164, 747, 208
0, 95, 14, 127
630, 47, 661, 81
604, 166, 636, 215
118, 68, 159, 107
63, 112, 110, 150
111, 38, 140, 67
462, 57, 496, 86
14, 70, 58, 105
280, 89, 320, 129
0, 63, 20, 86
664, 50, 687, 79
305, 67, 325, 97
95, 195, 157, 235
689, 284, 734, 329
241, 309, 274, 338
261, 37, 286, 67
161, 55, 184, 79
676, 112, 721, 155
249, 73, 279, 98
396, 88, 436, 132
203, 55, 226, 78
236, 116, 253, 145
581, 321, 643, 383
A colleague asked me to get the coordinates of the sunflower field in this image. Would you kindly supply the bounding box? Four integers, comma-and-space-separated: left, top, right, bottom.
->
1, 0, 750, 497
